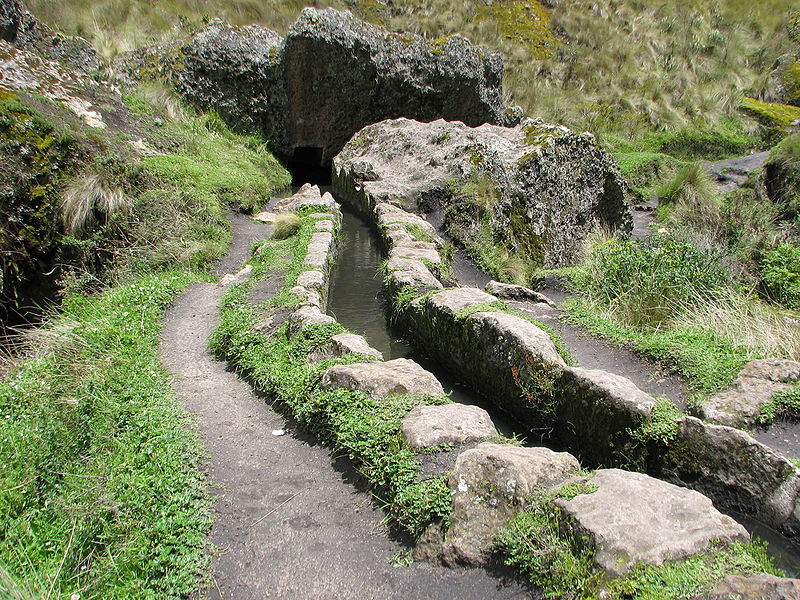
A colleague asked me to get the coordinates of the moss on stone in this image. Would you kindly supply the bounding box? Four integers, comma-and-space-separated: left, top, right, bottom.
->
474, 0, 556, 59
740, 97, 800, 131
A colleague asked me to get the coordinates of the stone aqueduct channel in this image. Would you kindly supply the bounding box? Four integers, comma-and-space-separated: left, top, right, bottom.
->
143, 6, 800, 598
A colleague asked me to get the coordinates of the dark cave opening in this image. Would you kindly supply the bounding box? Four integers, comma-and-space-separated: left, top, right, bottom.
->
285, 146, 331, 186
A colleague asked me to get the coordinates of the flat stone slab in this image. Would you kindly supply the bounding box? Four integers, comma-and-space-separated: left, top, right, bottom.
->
376, 202, 440, 239
321, 358, 444, 398
389, 244, 441, 264
433, 442, 579, 566
427, 287, 498, 315
693, 359, 800, 427
485, 280, 556, 307
330, 333, 383, 359
401, 404, 497, 449
557, 469, 749, 577
698, 574, 800, 599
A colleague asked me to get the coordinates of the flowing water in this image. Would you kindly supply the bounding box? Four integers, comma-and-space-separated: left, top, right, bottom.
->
327, 204, 522, 439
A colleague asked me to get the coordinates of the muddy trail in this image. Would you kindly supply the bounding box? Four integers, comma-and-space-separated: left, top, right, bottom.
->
159, 212, 528, 600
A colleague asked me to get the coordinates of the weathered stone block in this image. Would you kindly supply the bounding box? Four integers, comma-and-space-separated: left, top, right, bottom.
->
321, 358, 444, 398
557, 469, 749, 577
401, 404, 497, 450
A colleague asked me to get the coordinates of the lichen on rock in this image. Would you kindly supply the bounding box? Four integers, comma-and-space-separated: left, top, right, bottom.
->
334, 116, 630, 270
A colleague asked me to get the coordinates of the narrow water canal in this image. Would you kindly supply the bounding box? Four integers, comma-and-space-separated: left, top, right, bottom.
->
327, 204, 521, 439
322, 196, 800, 576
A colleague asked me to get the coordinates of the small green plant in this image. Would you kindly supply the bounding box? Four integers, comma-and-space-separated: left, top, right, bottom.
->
756, 383, 800, 426
759, 243, 800, 310
271, 213, 302, 240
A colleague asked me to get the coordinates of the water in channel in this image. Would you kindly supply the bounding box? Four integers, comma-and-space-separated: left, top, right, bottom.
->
322, 201, 800, 575
326, 204, 521, 439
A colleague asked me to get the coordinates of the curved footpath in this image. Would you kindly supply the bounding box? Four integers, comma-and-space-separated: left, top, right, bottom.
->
159, 213, 528, 599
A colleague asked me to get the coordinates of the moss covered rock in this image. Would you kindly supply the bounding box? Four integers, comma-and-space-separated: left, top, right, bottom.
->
174, 7, 511, 165
334, 116, 630, 270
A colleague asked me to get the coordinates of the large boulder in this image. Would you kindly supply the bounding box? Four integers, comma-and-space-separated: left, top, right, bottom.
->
333, 117, 630, 268
177, 8, 510, 164
557, 469, 749, 577
177, 22, 287, 147
0, 0, 22, 42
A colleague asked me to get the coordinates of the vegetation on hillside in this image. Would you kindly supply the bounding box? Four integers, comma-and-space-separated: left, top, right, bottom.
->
26, 0, 797, 150
0, 84, 290, 597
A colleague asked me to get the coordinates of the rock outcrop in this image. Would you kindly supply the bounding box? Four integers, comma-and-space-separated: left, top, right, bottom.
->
175, 8, 511, 164
692, 359, 800, 427
334, 117, 630, 268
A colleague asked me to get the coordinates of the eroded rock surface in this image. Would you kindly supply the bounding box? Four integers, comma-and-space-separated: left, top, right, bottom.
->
558, 469, 749, 577
321, 358, 445, 398
698, 574, 800, 599
401, 404, 497, 450
176, 8, 509, 163
667, 417, 800, 537
334, 117, 630, 268
330, 333, 383, 359
693, 359, 800, 427
274, 183, 337, 213
422, 443, 579, 567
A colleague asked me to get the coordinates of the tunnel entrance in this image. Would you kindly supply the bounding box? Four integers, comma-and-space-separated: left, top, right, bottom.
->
285, 146, 331, 186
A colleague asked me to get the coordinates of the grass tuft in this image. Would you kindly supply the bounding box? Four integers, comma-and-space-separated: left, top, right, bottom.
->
271, 212, 302, 240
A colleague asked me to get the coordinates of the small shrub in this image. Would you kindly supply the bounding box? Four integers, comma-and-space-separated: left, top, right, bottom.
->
271, 213, 302, 240
759, 243, 800, 310
574, 236, 731, 327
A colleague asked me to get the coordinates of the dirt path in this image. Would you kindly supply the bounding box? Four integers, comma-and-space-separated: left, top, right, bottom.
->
160, 212, 529, 600
704, 151, 769, 193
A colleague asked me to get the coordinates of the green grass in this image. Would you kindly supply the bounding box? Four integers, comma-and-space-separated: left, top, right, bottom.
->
562, 297, 758, 395
209, 213, 454, 538
1, 86, 292, 597
0, 272, 212, 599
144, 112, 291, 215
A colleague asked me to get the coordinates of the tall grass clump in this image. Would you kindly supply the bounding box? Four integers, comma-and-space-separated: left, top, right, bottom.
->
271, 212, 301, 240
61, 170, 131, 235
573, 236, 731, 328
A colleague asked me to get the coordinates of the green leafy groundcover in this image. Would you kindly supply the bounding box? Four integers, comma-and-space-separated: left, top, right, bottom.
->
209, 214, 453, 538
0, 272, 211, 599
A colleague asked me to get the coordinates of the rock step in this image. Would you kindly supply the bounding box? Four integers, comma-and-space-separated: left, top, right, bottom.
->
321, 358, 445, 398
